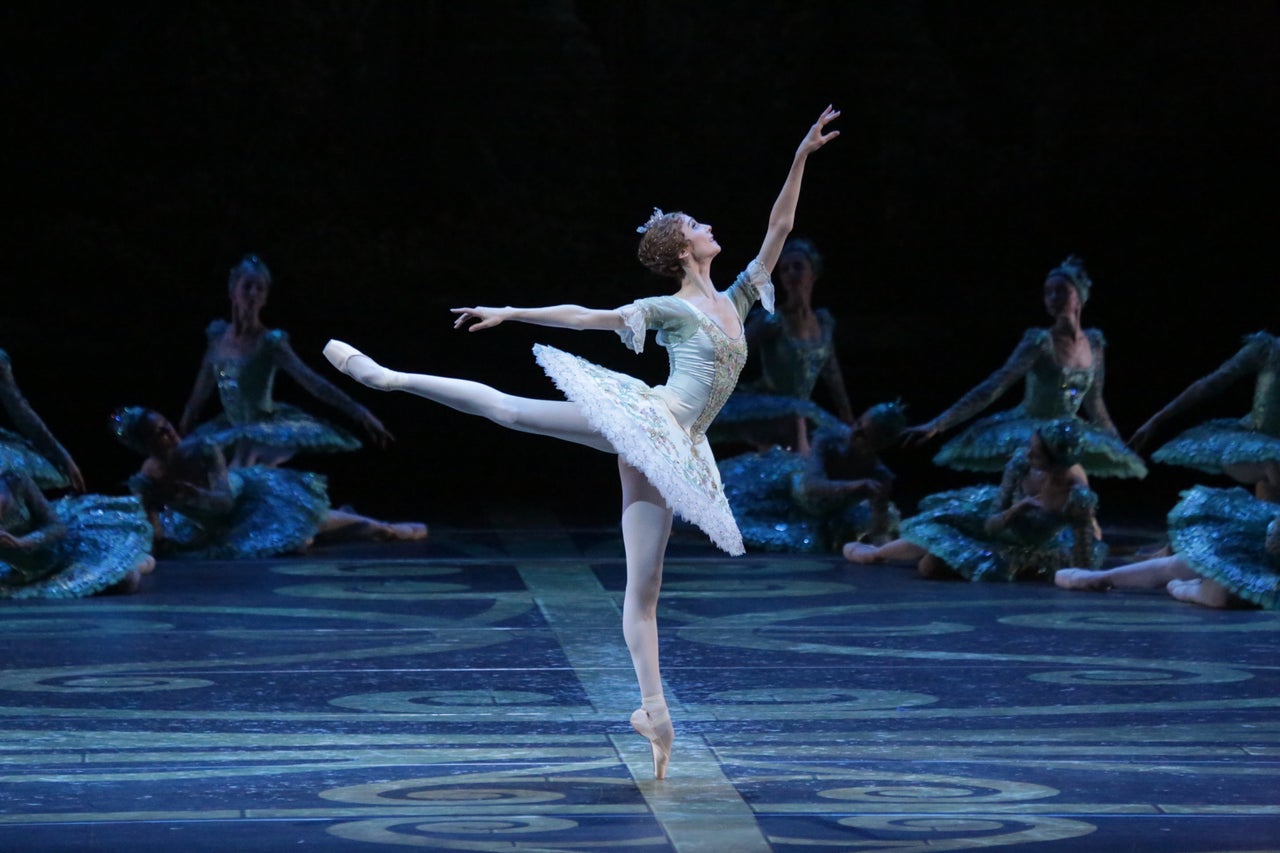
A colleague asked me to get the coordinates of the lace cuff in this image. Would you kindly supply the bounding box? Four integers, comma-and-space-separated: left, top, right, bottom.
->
746, 258, 775, 313
615, 303, 648, 353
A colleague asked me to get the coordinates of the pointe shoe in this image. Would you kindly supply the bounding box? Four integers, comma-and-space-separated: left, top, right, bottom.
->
630, 706, 673, 780
842, 542, 882, 564
1054, 568, 1111, 591
323, 339, 364, 373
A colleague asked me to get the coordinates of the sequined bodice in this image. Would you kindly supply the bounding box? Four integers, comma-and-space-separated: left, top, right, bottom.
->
1024, 356, 1094, 418
209, 335, 279, 424
659, 313, 749, 441
756, 311, 834, 399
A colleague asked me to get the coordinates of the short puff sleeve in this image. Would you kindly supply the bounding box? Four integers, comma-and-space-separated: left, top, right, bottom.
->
615, 296, 693, 354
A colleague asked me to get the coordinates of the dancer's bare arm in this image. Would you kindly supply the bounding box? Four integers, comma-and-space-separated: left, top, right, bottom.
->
452, 305, 627, 333
757, 105, 840, 274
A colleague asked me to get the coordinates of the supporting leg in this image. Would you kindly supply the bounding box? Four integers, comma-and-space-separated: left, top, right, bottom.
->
618, 457, 674, 779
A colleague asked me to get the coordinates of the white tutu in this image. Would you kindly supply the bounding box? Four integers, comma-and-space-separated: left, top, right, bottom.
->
535, 344, 744, 555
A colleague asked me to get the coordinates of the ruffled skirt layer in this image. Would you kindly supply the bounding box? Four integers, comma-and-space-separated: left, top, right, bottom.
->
157, 467, 329, 560
0, 495, 153, 598
0, 427, 68, 489
188, 404, 361, 455
1167, 485, 1279, 610
935, 409, 1148, 478
534, 344, 744, 554
1152, 418, 1280, 475
901, 485, 1104, 581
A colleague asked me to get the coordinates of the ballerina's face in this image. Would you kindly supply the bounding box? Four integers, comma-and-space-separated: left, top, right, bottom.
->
230, 272, 270, 314
144, 412, 181, 454
777, 251, 817, 300
1043, 274, 1080, 317
680, 216, 720, 263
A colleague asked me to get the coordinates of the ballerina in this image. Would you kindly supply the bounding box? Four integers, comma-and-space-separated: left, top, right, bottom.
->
1130, 331, 1280, 503
902, 256, 1146, 480
179, 254, 395, 467
1056, 485, 1279, 610
322, 106, 841, 778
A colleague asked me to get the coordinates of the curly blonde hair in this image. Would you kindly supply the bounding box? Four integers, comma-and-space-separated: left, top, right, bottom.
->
636, 210, 688, 280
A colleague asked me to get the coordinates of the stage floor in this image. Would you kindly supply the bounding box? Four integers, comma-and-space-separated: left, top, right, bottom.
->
2, 518, 1278, 852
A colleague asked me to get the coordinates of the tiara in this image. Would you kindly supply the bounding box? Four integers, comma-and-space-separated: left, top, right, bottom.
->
636, 207, 666, 234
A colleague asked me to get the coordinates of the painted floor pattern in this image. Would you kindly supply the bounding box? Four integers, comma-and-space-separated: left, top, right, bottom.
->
1, 518, 1277, 852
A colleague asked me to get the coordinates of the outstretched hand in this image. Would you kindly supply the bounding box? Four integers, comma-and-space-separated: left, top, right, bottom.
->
900, 423, 939, 446
358, 409, 394, 447
798, 105, 841, 157
452, 307, 510, 332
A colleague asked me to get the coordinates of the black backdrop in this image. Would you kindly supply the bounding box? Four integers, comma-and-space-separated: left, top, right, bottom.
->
3, 1, 1277, 528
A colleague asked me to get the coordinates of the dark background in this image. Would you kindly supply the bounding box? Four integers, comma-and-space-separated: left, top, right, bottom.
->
3, 1, 1277, 530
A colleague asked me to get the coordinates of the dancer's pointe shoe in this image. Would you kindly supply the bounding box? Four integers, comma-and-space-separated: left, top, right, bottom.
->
842, 542, 882, 564
323, 339, 363, 373
630, 706, 673, 780
323, 340, 396, 390
1054, 568, 1111, 591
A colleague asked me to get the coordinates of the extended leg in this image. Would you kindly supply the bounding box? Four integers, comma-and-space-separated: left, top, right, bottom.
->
1056, 555, 1198, 591
324, 340, 614, 452
618, 457, 674, 779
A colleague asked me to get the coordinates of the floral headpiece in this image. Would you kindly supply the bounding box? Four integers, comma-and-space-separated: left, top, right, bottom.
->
1048, 254, 1092, 303
109, 406, 151, 454
636, 208, 668, 234
1036, 418, 1083, 467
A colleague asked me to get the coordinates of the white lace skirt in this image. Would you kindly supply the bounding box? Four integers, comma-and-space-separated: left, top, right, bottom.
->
534, 344, 744, 555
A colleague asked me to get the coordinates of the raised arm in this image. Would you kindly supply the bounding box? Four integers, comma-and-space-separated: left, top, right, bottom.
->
452, 304, 627, 333
1130, 337, 1265, 450
757, 105, 841, 275
273, 339, 394, 446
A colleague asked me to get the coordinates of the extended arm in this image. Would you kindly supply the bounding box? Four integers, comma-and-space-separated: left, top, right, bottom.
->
274, 340, 393, 446
1079, 335, 1119, 435
756, 106, 841, 274
819, 352, 856, 424
904, 332, 1042, 444
452, 304, 628, 333
1130, 339, 1264, 449
178, 355, 217, 435
0, 358, 84, 492
0, 472, 66, 554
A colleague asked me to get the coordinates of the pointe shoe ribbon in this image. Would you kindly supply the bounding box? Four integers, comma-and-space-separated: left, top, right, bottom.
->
630, 707, 672, 780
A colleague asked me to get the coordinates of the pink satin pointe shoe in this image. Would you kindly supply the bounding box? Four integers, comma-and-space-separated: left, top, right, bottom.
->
630, 706, 673, 780
842, 541, 882, 563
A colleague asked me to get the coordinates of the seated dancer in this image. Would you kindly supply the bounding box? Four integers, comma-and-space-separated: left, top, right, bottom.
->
112, 407, 425, 559
321, 106, 841, 779
846, 420, 1103, 581
1130, 331, 1280, 503
902, 256, 1147, 479
710, 237, 854, 454
0, 468, 153, 599
179, 254, 395, 466
719, 401, 906, 553
0, 348, 85, 491
1056, 485, 1279, 610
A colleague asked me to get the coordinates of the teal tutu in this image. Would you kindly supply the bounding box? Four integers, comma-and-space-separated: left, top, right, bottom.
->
1167, 485, 1279, 610
720, 447, 898, 553
1152, 418, 1280, 476
156, 467, 329, 560
901, 484, 1104, 582
0, 427, 68, 490
0, 495, 153, 599
935, 410, 1148, 479
187, 403, 361, 455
